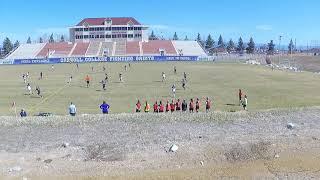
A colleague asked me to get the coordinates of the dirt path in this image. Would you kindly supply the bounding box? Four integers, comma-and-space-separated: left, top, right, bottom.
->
1, 108, 320, 179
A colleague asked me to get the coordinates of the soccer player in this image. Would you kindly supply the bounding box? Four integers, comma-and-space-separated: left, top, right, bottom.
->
174, 66, 177, 74
40, 72, 43, 80
68, 75, 73, 84
195, 98, 200, 113
136, 100, 141, 112
100, 101, 110, 114
51, 65, 55, 71
153, 101, 159, 113
242, 95, 248, 110
101, 79, 107, 90
35, 86, 42, 98
183, 72, 187, 81
27, 83, 32, 95
182, 99, 188, 112
22, 74, 27, 84
144, 101, 150, 113
103, 65, 106, 72
162, 72, 166, 82
205, 97, 211, 113
20, 109, 27, 117
119, 73, 123, 82
189, 98, 194, 113
85, 75, 91, 88
239, 89, 243, 106
159, 101, 164, 113
105, 73, 109, 82
124, 65, 127, 72
182, 78, 186, 90
176, 99, 181, 111
170, 100, 175, 113
69, 102, 77, 116
165, 101, 170, 112
171, 84, 176, 98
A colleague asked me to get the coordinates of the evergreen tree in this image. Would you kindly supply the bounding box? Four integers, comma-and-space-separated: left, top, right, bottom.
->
205, 34, 215, 55
237, 37, 245, 53
39, 37, 43, 43
173, 32, 179, 40
217, 35, 225, 49
49, 34, 55, 43
60, 35, 65, 42
288, 39, 294, 54
3, 37, 13, 55
149, 31, 158, 40
184, 35, 189, 41
27, 37, 31, 44
196, 33, 204, 47
246, 37, 255, 54
13, 40, 20, 49
226, 39, 235, 53
267, 40, 275, 55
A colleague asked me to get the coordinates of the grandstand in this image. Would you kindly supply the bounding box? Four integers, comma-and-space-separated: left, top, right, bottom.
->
5, 17, 207, 60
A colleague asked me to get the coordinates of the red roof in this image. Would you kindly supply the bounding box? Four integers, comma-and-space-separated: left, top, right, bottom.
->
77, 17, 141, 26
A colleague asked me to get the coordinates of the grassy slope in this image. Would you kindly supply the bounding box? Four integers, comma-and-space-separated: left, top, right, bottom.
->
0, 62, 320, 115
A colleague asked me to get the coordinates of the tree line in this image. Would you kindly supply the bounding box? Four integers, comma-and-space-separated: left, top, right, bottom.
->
149, 31, 296, 56
1, 34, 66, 56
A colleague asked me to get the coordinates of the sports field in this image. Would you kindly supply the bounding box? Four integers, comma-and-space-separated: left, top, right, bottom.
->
0, 61, 320, 116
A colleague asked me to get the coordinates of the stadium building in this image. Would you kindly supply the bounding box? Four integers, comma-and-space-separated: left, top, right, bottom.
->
4, 17, 207, 62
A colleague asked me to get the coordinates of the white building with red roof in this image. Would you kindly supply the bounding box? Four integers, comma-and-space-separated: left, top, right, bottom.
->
69, 17, 149, 43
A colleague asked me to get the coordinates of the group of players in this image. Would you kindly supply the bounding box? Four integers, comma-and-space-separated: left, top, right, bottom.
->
135, 97, 212, 113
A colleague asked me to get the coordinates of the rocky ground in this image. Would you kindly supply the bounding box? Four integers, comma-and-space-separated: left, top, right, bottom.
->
1, 108, 320, 179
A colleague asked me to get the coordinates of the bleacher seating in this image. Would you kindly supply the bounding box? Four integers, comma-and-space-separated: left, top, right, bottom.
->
98, 42, 114, 57
37, 42, 74, 58
142, 40, 177, 56
71, 43, 90, 56
126, 41, 140, 55
114, 41, 126, 56
172, 41, 207, 56
7, 43, 46, 59
85, 42, 101, 57
5, 40, 207, 59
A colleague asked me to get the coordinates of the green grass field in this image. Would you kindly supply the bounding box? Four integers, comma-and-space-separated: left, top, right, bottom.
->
0, 61, 320, 115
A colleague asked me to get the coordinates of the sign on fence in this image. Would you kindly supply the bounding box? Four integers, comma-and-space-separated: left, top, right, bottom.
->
1, 56, 200, 65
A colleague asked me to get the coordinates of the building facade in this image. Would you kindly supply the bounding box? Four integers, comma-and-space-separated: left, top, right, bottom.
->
69, 17, 149, 43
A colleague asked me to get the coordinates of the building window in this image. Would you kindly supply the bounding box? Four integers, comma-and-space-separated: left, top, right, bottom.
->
80, 35, 84, 39
84, 28, 89, 32
117, 34, 122, 38
106, 27, 111, 31
112, 34, 116, 38
84, 35, 89, 39
106, 34, 111, 38
128, 34, 133, 38
128, 27, 133, 31
100, 35, 105, 38
134, 34, 142, 38
122, 34, 127, 38
95, 35, 100, 38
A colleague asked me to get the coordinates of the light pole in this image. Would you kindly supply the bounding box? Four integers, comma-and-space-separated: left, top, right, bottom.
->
278, 35, 282, 65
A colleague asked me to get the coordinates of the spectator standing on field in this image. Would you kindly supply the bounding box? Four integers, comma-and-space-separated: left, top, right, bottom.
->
189, 98, 194, 113
159, 101, 164, 113
69, 102, 77, 116
153, 101, 159, 113
195, 98, 200, 113
100, 101, 110, 114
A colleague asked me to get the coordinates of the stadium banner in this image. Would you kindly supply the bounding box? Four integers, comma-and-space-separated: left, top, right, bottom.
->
10, 56, 199, 64
0, 59, 14, 65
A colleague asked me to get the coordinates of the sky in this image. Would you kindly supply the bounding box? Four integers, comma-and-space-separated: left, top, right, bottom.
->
0, 0, 319, 47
